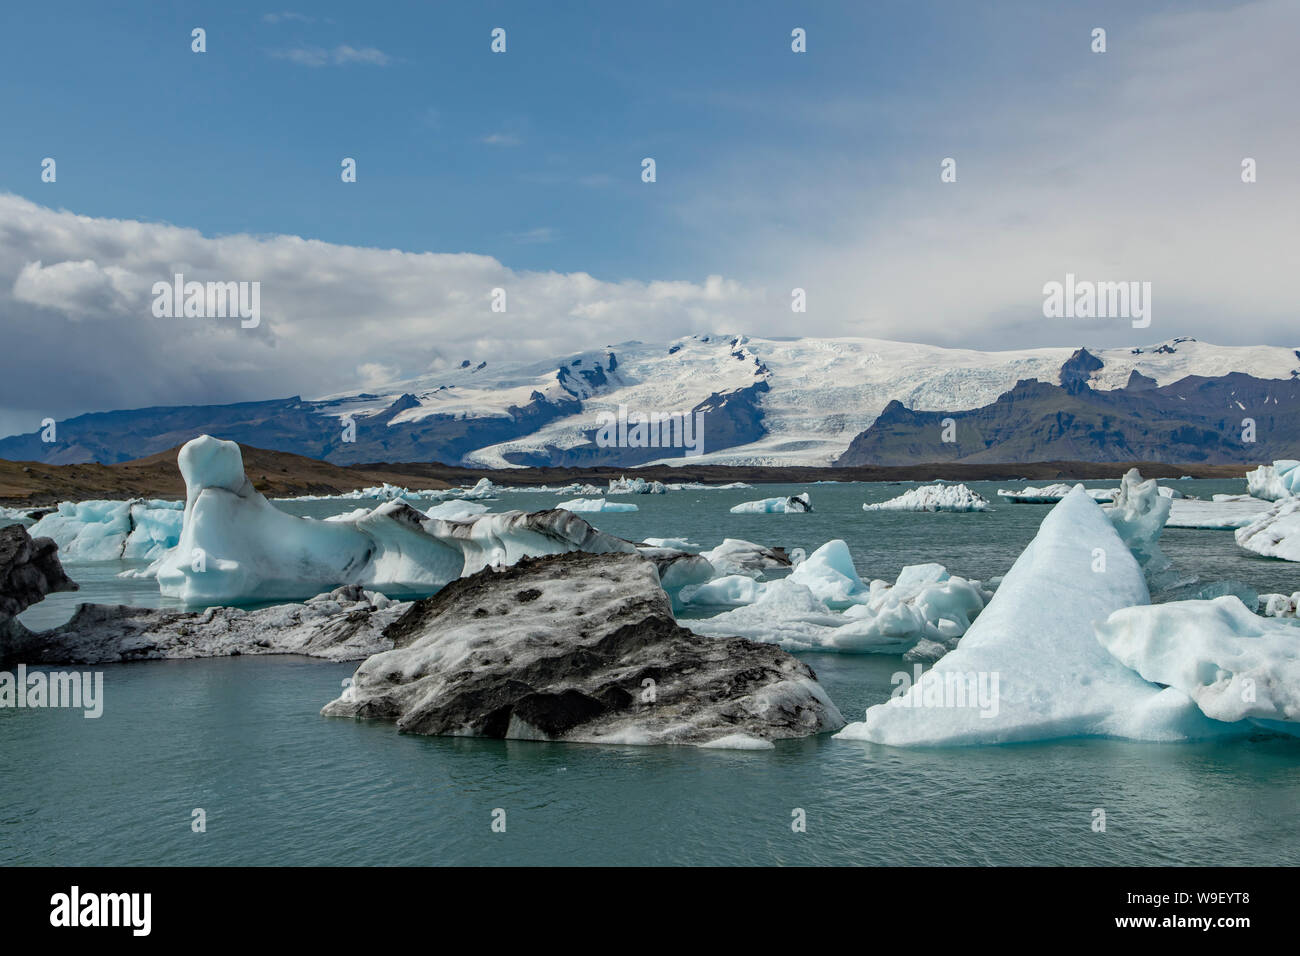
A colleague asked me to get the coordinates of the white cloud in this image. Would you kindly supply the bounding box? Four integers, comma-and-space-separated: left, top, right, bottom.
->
682, 0, 1300, 351
0, 194, 760, 421
270, 45, 392, 67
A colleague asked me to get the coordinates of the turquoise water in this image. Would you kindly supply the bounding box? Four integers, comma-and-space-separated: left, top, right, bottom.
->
5, 480, 1300, 865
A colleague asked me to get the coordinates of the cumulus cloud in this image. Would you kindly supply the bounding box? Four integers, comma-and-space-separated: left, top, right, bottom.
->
0, 194, 761, 423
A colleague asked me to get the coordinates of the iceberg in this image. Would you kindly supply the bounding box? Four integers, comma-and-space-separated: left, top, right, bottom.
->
147, 436, 637, 604
1245, 460, 1300, 501
28, 499, 183, 561
321, 551, 844, 747
687, 543, 990, 654
730, 493, 812, 514
641, 536, 700, 550
607, 476, 667, 495
837, 489, 1240, 745
1165, 496, 1271, 530
697, 538, 792, 577
421, 499, 490, 521
863, 483, 991, 513
1095, 596, 1300, 732
556, 497, 639, 513
1260, 592, 1300, 618
997, 483, 1115, 504
1234, 498, 1300, 562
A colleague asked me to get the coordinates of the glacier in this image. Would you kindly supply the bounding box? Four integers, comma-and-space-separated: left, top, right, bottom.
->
863, 483, 991, 513
836, 489, 1242, 746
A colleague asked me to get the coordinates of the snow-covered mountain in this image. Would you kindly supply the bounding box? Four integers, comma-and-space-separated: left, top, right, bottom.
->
4, 335, 1298, 467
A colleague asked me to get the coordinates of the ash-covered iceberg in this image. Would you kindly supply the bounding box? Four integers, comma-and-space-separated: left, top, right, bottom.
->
836, 489, 1238, 746
322, 551, 844, 748
1235, 498, 1300, 562
147, 435, 636, 604
1095, 596, 1300, 734
730, 493, 812, 514
863, 484, 991, 513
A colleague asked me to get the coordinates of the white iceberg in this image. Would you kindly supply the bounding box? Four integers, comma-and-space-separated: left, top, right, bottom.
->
730, 493, 812, 514
1235, 498, 1300, 562
28, 499, 183, 561
863, 483, 991, 513
1165, 496, 1271, 530
641, 536, 700, 550
607, 476, 666, 495
687, 542, 990, 654
147, 435, 637, 604
1245, 460, 1300, 501
1260, 592, 1300, 618
836, 489, 1240, 746
1095, 596, 1300, 732
422, 499, 490, 521
556, 497, 639, 513
997, 483, 1115, 504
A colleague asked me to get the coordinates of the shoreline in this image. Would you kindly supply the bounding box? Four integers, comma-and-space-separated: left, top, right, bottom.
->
0, 443, 1250, 507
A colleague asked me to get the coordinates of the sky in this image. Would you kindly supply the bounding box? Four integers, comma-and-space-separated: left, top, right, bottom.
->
1, 0, 1296, 436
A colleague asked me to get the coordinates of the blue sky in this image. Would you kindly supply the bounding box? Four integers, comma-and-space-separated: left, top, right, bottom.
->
1, 0, 1153, 278
0, 0, 1295, 432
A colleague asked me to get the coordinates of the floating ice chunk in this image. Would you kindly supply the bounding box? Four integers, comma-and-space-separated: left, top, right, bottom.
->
997, 483, 1115, 504
1107, 468, 1172, 576
1095, 596, 1300, 731
787, 540, 868, 606
455, 477, 501, 500
1260, 592, 1300, 618
863, 484, 991, 513
28, 499, 183, 561
608, 476, 666, 494
1165, 497, 1271, 530
837, 489, 1240, 746
556, 497, 639, 513
697, 733, 775, 750
678, 574, 764, 607
697, 538, 791, 577
688, 552, 989, 655
423, 499, 490, 521
1245, 460, 1300, 501
730, 493, 812, 514
664, 481, 752, 491
641, 536, 700, 550
1235, 498, 1300, 562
